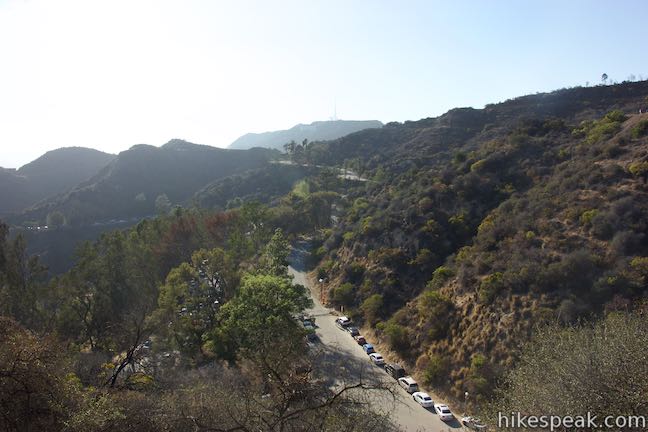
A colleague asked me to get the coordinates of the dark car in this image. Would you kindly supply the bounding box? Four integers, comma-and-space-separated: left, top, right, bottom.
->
346, 326, 360, 337
385, 363, 406, 379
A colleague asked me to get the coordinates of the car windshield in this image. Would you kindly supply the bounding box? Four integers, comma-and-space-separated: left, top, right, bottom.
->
441, 409, 451, 414
423, 397, 431, 401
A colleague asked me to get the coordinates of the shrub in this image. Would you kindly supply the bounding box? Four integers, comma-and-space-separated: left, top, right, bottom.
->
333, 283, 355, 307
345, 262, 365, 283
409, 248, 434, 268
628, 161, 648, 180
478, 272, 504, 303
427, 266, 454, 290
631, 119, 648, 139
424, 354, 450, 385
360, 294, 383, 325
383, 321, 410, 354
579, 209, 599, 227
418, 291, 454, 340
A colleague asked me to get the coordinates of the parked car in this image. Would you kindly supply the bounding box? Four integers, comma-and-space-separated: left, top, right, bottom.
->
412, 392, 434, 408
434, 404, 454, 421
346, 326, 360, 336
461, 416, 487, 430
369, 353, 385, 365
384, 363, 406, 379
362, 343, 375, 354
335, 316, 351, 329
354, 335, 367, 345
397, 376, 419, 393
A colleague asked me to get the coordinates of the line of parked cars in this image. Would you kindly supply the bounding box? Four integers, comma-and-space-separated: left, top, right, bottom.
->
334, 315, 486, 429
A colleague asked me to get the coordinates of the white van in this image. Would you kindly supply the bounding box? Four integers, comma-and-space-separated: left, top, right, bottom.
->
398, 376, 419, 393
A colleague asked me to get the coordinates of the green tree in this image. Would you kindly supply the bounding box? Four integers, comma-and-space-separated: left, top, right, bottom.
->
259, 228, 290, 277
360, 294, 383, 326
333, 283, 355, 307
154, 262, 208, 356
0, 226, 47, 329
214, 274, 312, 366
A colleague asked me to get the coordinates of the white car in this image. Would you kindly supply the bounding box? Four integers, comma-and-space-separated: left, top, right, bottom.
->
461, 416, 487, 430
412, 392, 434, 408
397, 376, 419, 393
434, 403, 454, 421
369, 353, 385, 365
335, 316, 351, 328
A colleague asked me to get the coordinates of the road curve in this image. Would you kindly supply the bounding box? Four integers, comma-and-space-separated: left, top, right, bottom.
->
289, 241, 462, 432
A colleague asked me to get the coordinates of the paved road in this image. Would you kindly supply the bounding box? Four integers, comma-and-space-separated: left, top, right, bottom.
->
289, 241, 462, 432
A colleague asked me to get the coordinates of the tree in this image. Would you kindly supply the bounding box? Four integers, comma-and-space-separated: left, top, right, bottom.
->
260, 228, 291, 277
333, 283, 355, 307
154, 262, 208, 356
283, 140, 296, 156
214, 274, 312, 367
0, 317, 66, 431
486, 313, 648, 426
601, 72, 608, 84
0, 229, 47, 329
46, 211, 66, 228
360, 294, 383, 326
155, 193, 172, 215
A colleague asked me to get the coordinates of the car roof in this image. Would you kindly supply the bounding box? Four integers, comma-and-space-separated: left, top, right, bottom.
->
399, 376, 417, 384
414, 391, 429, 397
388, 363, 404, 370
370, 352, 382, 357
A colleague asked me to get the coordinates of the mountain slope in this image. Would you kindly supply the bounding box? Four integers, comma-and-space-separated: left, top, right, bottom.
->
228, 120, 383, 150
304, 81, 648, 401
0, 147, 115, 216
16, 140, 279, 226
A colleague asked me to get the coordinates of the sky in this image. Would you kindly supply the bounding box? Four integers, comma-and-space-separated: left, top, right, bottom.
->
1, 0, 647, 168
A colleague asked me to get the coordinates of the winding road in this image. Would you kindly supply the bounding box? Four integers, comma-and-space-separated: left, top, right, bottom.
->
289, 241, 462, 432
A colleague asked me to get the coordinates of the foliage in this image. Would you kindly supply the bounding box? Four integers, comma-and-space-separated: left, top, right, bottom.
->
424, 354, 450, 386
631, 119, 648, 138
333, 282, 355, 307
214, 274, 313, 366
486, 313, 648, 426
360, 294, 384, 325
383, 321, 409, 354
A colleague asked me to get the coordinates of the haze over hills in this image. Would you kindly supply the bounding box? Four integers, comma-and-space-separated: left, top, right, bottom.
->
0, 147, 115, 216
228, 119, 383, 150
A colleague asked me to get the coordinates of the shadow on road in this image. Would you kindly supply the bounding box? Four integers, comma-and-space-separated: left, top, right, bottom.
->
289, 239, 312, 273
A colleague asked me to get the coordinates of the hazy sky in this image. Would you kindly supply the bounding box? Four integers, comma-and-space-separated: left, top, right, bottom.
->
1, 0, 647, 168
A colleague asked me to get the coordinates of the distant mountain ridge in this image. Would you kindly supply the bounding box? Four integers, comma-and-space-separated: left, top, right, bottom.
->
16, 139, 279, 226
228, 120, 383, 150
0, 147, 115, 216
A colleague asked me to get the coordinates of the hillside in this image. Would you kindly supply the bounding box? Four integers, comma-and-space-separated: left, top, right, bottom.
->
15, 140, 279, 226
0, 147, 115, 216
228, 120, 383, 150
304, 81, 648, 401
194, 163, 318, 210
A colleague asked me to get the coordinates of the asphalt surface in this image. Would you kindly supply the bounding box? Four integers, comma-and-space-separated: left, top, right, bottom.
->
289, 241, 463, 432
